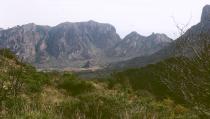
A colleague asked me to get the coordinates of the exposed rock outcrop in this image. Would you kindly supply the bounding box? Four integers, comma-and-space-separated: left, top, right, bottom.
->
201, 5, 210, 23
109, 32, 172, 59
0, 20, 172, 69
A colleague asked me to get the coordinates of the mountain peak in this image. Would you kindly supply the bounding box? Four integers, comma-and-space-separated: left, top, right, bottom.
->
20, 23, 37, 31
23, 23, 36, 26
201, 5, 210, 23
147, 33, 172, 43
129, 31, 140, 36
130, 31, 138, 34
124, 31, 145, 40
87, 20, 98, 23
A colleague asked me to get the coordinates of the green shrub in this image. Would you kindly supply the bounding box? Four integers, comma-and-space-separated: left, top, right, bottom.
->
58, 73, 95, 96
23, 72, 50, 93
0, 49, 16, 59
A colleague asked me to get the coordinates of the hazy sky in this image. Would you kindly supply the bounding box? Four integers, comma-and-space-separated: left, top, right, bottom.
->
0, 0, 209, 39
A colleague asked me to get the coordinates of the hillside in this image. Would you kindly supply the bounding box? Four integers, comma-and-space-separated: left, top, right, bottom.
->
111, 44, 210, 117
0, 49, 200, 118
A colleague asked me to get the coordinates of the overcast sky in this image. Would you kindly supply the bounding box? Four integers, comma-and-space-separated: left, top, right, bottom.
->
0, 0, 209, 39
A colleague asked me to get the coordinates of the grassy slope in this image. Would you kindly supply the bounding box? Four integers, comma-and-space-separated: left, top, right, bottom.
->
0, 49, 202, 119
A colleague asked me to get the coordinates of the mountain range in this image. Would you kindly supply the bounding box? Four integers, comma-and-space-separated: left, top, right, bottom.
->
1, 5, 209, 71
0, 20, 172, 70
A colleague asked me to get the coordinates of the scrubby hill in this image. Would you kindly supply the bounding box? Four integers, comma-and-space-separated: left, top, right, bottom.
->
0, 49, 198, 118
111, 45, 210, 117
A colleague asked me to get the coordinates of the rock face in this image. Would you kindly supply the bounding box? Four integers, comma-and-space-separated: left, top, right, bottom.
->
109, 32, 172, 59
201, 5, 210, 23
0, 21, 121, 68
43, 21, 121, 68
0, 23, 50, 63
0, 20, 172, 69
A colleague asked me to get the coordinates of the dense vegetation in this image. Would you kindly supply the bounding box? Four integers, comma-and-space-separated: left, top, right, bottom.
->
112, 45, 210, 118
0, 48, 208, 119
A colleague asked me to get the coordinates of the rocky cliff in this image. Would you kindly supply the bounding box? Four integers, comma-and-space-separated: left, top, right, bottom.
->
109, 32, 172, 59
0, 20, 172, 69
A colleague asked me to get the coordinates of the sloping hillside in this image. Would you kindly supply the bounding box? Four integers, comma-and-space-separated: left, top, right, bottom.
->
112, 45, 210, 117
0, 49, 199, 119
